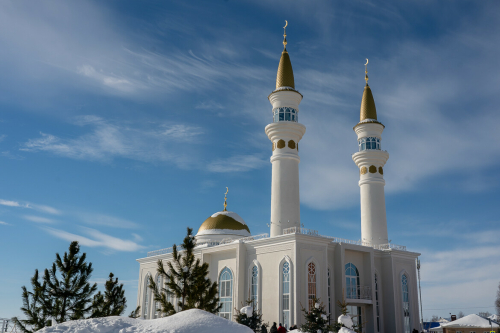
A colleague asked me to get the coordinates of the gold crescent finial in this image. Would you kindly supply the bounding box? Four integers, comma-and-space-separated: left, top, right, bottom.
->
283, 20, 288, 50
223, 187, 229, 211
365, 58, 369, 84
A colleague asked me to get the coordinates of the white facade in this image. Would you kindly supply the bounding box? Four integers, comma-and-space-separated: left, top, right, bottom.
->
136, 42, 421, 333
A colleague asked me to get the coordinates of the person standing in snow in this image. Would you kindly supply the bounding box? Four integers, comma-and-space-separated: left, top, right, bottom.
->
261, 324, 268, 333
277, 323, 286, 333
270, 322, 278, 333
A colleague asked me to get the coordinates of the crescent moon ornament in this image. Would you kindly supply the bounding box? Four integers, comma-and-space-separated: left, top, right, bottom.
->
365, 58, 369, 66
284, 20, 288, 29
225, 187, 228, 195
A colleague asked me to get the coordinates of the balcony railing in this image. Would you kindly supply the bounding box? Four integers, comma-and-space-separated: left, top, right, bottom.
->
282, 227, 407, 252
346, 285, 372, 300
283, 227, 319, 236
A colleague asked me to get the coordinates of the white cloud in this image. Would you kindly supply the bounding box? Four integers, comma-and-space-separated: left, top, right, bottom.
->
0, 134, 6, 142
0, 198, 61, 215
0, 221, 9, 225
78, 213, 139, 229
44, 227, 145, 252
195, 100, 225, 110
207, 154, 267, 172
0, 199, 22, 207
23, 215, 55, 224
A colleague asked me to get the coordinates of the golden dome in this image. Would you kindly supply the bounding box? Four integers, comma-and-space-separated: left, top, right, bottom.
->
360, 84, 377, 121
276, 50, 295, 90
196, 211, 250, 237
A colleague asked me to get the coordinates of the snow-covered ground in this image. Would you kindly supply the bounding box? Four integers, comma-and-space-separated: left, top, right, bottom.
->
38, 309, 253, 333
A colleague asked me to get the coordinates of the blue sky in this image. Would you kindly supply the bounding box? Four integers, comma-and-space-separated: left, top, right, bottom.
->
1, 0, 499, 320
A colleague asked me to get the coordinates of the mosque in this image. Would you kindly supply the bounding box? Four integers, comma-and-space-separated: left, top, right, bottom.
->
136, 26, 421, 333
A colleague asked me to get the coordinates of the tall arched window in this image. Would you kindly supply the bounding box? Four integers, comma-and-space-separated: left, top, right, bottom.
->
143, 274, 151, 319
375, 274, 380, 332
282, 261, 290, 328
307, 262, 316, 310
154, 274, 161, 318
402, 275, 411, 333
219, 267, 233, 320
327, 268, 331, 317
251, 265, 258, 308
345, 263, 360, 299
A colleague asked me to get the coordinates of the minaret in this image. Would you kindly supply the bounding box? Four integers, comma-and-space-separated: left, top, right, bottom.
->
265, 21, 306, 237
352, 60, 390, 246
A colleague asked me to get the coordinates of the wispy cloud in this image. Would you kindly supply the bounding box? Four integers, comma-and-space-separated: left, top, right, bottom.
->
78, 213, 139, 229
195, 100, 225, 110
0, 221, 10, 225
44, 227, 145, 252
21, 116, 203, 166
0, 198, 61, 215
23, 215, 55, 224
0, 199, 23, 207
207, 154, 267, 172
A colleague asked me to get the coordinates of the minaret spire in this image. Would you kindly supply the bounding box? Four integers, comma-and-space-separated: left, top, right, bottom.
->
266, 22, 305, 237
352, 60, 389, 247
223, 187, 228, 212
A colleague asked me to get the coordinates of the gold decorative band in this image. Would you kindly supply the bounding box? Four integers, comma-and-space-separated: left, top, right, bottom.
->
378, 167, 383, 175
277, 139, 286, 149
360, 166, 367, 175
369, 165, 377, 173
288, 140, 296, 149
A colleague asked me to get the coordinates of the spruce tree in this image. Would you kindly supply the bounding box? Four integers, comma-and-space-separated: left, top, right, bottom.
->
90, 273, 127, 317
41, 241, 97, 322
234, 299, 263, 332
12, 270, 51, 333
149, 227, 221, 317
300, 298, 333, 333
128, 306, 141, 319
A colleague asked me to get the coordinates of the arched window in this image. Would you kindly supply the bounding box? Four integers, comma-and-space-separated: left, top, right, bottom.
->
218, 267, 233, 320
143, 274, 151, 319
402, 275, 411, 333
154, 274, 161, 318
375, 273, 380, 332
273, 107, 298, 123
345, 263, 360, 299
282, 261, 290, 328
328, 268, 331, 317
251, 265, 258, 308
358, 137, 381, 151
307, 262, 316, 310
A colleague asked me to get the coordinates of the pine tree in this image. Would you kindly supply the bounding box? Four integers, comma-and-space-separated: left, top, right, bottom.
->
234, 299, 263, 333
331, 296, 351, 333
128, 306, 141, 319
149, 227, 221, 317
41, 241, 97, 322
300, 298, 333, 333
90, 273, 127, 317
12, 270, 51, 333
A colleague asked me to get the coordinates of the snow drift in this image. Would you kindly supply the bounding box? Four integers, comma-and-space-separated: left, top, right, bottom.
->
38, 309, 254, 333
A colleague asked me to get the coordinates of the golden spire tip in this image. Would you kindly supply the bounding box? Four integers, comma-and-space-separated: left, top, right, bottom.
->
283, 20, 288, 51
365, 58, 369, 84
223, 187, 228, 211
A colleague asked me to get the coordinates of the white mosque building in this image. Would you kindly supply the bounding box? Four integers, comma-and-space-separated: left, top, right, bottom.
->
136, 28, 421, 333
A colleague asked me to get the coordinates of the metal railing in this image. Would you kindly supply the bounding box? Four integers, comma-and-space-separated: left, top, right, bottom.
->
346, 285, 372, 300
283, 227, 319, 236
147, 234, 269, 257
282, 227, 407, 252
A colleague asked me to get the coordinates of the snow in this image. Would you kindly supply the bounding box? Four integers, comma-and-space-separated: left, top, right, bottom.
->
240, 306, 252, 316
338, 327, 356, 333
37, 309, 254, 333
439, 314, 499, 328
338, 314, 353, 329
210, 211, 246, 225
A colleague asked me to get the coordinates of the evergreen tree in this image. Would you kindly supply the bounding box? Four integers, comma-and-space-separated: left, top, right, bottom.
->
128, 306, 141, 319
234, 299, 263, 333
41, 241, 97, 322
149, 227, 221, 317
300, 298, 333, 333
12, 270, 51, 333
90, 273, 127, 317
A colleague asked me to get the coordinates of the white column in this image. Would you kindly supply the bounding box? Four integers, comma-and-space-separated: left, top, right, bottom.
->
352, 123, 389, 246
265, 90, 306, 237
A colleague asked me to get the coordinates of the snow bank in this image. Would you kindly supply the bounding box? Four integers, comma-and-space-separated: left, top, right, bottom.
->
38, 309, 254, 333
440, 314, 499, 328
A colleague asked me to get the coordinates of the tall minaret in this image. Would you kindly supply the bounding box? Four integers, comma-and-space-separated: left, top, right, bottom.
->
265, 22, 306, 237
352, 60, 390, 246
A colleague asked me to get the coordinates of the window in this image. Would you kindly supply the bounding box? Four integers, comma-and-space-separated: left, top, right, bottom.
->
155, 275, 162, 318
358, 137, 381, 151
251, 265, 258, 309
307, 262, 316, 310
282, 261, 290, 329
347, 305, 363, 329
219, 268, 233, 320
273, 107, 298, 123
375, 274, 380, 332
327, 269, 331, 317
345, 263, 360, 299
143, 274, 151, 319
402, 275, 411, 333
